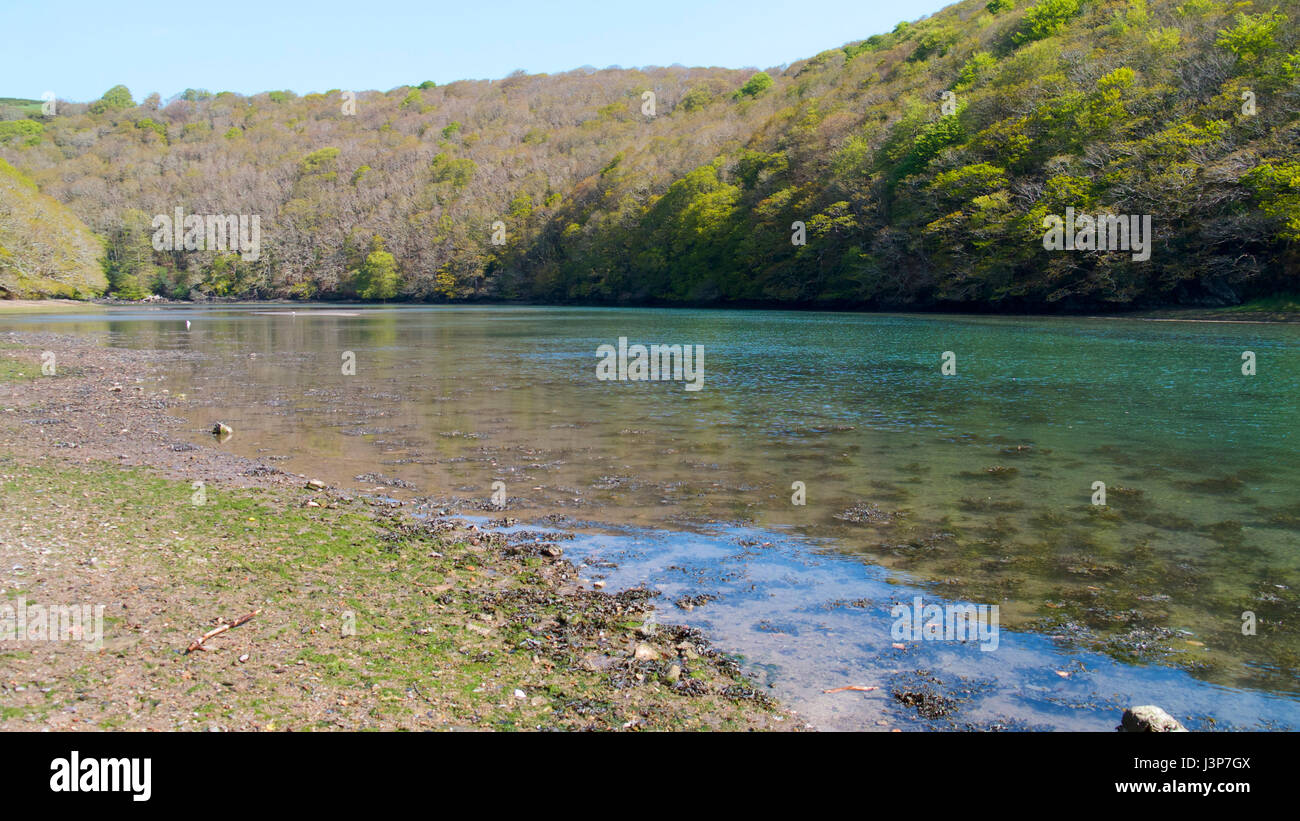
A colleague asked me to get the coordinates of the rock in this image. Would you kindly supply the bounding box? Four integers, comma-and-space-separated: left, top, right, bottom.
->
212, 422, 232, 437
592, 580, 605, 589
664, 663, 682, 682
306, 479, 326, 490
1119, 705, 1188, 732
634, 643, 661, 661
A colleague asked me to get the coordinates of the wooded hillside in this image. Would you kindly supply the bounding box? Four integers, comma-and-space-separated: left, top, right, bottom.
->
1, 0, 1296, 309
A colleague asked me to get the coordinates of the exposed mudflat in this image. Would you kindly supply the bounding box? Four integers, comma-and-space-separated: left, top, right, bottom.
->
0, 335, 799, 731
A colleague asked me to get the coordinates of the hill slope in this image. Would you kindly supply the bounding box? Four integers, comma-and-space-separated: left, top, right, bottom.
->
0, 158, 106, 298
1, 0, 1296, 309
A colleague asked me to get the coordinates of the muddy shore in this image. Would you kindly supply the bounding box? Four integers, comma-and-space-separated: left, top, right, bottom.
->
0, 332, 802, 731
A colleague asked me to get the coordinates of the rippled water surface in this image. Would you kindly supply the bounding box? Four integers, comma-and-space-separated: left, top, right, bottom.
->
8, 304, 1298, 729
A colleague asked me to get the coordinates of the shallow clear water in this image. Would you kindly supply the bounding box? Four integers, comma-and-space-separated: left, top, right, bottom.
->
6, 304, 1298, 728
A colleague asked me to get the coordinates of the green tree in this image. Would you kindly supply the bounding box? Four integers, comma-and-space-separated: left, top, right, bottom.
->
298, 147, 341, 177
955, 52, 997, 89
1244, 162, 1300, 241
430, 153, 476, 188
134, 118, 168, 142
737, 72, 774, 98
0, 119, 43, 146
897, 113, 965, 179
102, 209, 159, 299
88, 85, 134, 114
679, 86, 715, 111
1012, 0, 1082, 46
355, 237, 400, 300
1216, 11, 1286, 63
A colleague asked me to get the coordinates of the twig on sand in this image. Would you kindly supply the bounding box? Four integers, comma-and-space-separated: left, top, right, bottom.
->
411, 681, 439, 706
823, 685, 878, 694
185, 609, 262, 653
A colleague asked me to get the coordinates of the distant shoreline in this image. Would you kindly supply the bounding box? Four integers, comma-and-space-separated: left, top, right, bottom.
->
3, 295, 1297, 323
0, 298, 104, 312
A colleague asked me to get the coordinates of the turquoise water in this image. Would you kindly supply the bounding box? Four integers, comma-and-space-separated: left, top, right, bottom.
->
6, 304, 1298, 727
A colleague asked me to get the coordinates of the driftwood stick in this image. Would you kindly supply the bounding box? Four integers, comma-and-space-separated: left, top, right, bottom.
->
410, 681, 439, 707
822, 685, 878, 694
185, 608, 261, 653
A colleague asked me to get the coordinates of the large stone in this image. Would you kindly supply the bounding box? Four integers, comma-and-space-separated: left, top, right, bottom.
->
634, 643, 661, 661
1119, 705, 1188, 732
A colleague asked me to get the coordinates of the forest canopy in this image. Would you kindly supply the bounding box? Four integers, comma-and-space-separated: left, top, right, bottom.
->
0, 0, 1296, 310
0, 158, 105, 298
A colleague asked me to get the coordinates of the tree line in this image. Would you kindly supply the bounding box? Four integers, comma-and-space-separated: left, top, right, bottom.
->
1, 0, 1296, 310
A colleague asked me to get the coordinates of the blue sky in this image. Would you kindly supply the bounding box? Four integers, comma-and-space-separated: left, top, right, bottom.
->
2, 0, 952, 102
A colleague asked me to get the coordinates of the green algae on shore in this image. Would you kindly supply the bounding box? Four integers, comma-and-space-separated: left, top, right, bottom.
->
0, 459, 792, 731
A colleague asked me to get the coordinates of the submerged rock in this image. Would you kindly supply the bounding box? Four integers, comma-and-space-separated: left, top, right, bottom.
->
834, 503, 898, 525
1118, 705, 1188, 732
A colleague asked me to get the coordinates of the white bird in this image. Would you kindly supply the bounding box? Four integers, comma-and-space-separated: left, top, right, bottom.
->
185, 320, 191, 330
